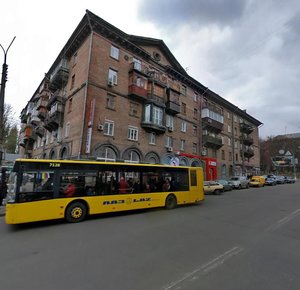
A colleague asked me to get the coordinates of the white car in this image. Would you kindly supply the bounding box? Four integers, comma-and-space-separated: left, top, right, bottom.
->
229, 176, 249, 189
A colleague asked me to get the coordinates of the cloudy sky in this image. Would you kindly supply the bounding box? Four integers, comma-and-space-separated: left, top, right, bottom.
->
1, 0, 300, 139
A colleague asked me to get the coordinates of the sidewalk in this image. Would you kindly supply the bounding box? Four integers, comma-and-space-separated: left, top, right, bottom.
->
0, 206, 5, 217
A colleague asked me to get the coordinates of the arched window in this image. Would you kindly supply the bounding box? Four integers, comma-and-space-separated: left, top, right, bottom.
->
96, 146, 117, 162
124, 150, 140, 163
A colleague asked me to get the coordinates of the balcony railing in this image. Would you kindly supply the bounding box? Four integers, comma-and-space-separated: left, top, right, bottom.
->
49, 58, 69, 90
202, 117, 224, 133
240, 122, 254, 134
202, 135, 223, 149
128, 84, 148, 101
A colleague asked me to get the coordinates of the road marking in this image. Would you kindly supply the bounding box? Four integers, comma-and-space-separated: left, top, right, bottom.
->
163, 246, 244, 290
267, 208, 300, 232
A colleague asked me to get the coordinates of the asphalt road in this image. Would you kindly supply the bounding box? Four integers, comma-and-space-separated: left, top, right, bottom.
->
1, 182, 300, 290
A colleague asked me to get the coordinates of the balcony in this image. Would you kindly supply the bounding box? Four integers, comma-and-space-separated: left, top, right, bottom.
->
37, 107, 47, 121
241, 135, 254, 145
35, 126, 45, 138
241, 148, 254, 159
49, 58, 69, 91
23, 126, 37, 143
166, 88, 180, 115
240, 122, 254, 134
202, 117, 224, 133
165, 101, 180, 115
44, 111, 63, 132
128, 84, 147, 101
202, 135, 223, 149
141, 122, 166, 134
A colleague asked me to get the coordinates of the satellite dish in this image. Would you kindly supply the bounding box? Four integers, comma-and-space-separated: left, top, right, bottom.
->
278, 149, 284, 155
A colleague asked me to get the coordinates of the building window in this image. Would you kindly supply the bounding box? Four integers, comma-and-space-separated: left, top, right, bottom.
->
229, 152, 232, 161
234, 127, 238, 136
193, 92, 198, 102
166, 115, 174, 130
180, 139, 185, 151
97, 146, 116, 162
193, 125, 197, 136
228, 137, 231, 146
73, 52, 78, 66
110, 45, 119, 60
181, 85, 187, 96
104, 120, 114, 136
130, 102, 139, 117
71, 75, 75, 89
234, 140, 238, 149
234, 115, 237, 122
192, 143, 197, 154
221, 150, 225, 160
108, 68, 118, 85
227, 112, 231, 119
128, 126, 138, 141
228, 125, 231, 133
236, 153, 239, 162
181, 102, 186, 115
144, 104, 163, 126
133, 58, 142, 70
124, 150, 140, 163
106, 94, 115, 110
221, 136, 225, 144
149, 132, 156, 145
181, 121, 187, 132
65, 122, 70, 138
165, 136, 173, 147
193, 108, 198, 119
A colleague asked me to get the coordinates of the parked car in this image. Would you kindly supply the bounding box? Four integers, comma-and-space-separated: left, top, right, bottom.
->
229, 176, 249, 189
249, 176, 265, 187
264, 177, 277, 186
204, 181, 224, 195
217, 179, 233, 191
275, 175, 285, 184
284, 176, 296, 183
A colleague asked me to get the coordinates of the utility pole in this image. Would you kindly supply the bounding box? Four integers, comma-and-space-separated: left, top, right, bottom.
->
0, 36, 16, 165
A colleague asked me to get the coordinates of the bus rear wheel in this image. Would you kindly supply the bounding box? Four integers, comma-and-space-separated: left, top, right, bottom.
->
65, 202, 87, 223
165, 194, 177, 210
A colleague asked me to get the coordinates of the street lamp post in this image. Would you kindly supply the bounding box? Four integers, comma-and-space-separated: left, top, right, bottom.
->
0, 36, 16, 165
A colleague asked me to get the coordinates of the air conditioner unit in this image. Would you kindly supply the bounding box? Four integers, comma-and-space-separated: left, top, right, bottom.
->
97, 124, 104, 131
108, 80, 114, 87
168, 127, 174, 132
167, 147, 173, 152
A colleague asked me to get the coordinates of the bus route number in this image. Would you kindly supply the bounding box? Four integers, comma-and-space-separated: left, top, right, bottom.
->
50, 162, 61, 168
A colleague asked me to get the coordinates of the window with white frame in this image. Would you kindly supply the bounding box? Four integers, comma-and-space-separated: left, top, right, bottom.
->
166, 115, 174, 130
180, 139, 185, 151
193, 125, 197, 136
181, 121, 187, 132
108, 68, 118, 85
228, 125, 231, 133
234, 140, 238, 149
228, 137, 231, 146
193, 92, 198, 102
110, 45, 119, 60
133, 58, 142, 71
149, 132, 156, 145
128, 126, 138, 141
165, 136, 173, 147
234, 115, 237, 122
104, 120, 114, 136
65, 122, 70, 138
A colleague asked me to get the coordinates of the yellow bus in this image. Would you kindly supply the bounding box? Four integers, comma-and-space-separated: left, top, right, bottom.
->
5, 159, 204, 224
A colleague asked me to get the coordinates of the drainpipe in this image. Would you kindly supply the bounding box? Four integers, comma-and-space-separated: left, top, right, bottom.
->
78, 15, 93, 159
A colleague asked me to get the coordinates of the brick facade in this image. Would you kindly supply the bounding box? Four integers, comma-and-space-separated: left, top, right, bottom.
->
19, 10, 262, 179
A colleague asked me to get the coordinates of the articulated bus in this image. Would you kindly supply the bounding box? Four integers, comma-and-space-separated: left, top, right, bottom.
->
5, 159, 204, 224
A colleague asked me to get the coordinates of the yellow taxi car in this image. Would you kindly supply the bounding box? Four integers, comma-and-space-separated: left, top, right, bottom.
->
249, 176, 265, 187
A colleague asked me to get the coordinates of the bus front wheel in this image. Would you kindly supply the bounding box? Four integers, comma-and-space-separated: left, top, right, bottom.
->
165, 194, 177, 210
65, 202, 87, 223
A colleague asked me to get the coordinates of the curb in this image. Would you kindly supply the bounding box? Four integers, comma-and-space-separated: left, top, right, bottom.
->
0, 206, 5, 217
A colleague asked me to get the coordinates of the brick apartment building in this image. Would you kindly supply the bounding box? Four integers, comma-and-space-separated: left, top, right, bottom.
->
19, 10, 262, 180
